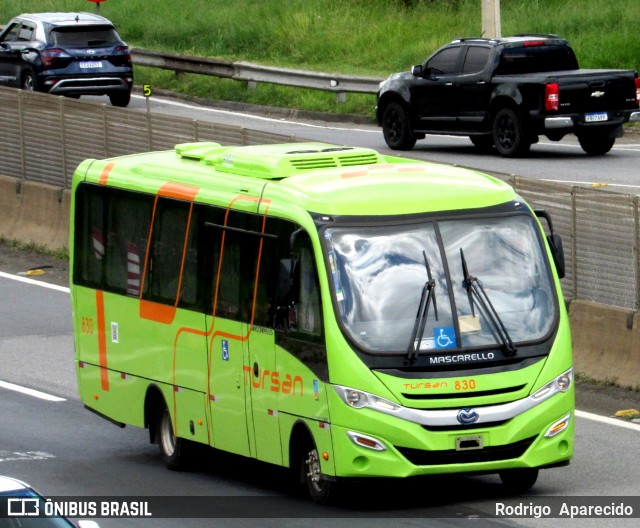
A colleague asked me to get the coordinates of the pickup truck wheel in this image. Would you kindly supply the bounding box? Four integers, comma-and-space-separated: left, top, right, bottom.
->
577, 131, 615, 156
493, 108, 530, 157
382, 102, 416, 150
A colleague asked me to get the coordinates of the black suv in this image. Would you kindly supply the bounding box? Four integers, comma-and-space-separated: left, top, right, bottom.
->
0, 12, 133, 106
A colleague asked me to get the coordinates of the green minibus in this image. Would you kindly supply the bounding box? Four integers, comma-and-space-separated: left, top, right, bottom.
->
70, 141, 573, 503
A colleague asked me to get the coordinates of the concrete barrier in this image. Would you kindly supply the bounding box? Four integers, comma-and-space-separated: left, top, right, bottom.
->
568, 300, 640, 389
1, 175, 638, 389
0, 175, 70, 250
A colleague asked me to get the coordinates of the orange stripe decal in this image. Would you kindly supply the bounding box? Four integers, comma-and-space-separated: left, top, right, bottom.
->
95, 290, 109, 391
159, 182, 200, 201
140, 300, 177, 325
99, 162, 115, 185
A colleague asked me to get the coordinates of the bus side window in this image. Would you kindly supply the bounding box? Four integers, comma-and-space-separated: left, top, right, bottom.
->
295, 243, 322, 336
105, 194, 152, 296
75, 185, 106, 287
73, 185, 152, 296
142, 198, 200, 308
273, 228, 323, 338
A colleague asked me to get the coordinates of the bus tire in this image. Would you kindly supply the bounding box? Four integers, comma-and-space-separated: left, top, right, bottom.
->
302, 440, 335, 505
158, 407, 186, 471
498, 468, 539, 493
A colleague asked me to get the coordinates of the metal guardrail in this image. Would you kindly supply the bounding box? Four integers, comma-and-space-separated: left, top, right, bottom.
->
1, 85, 639, 311
131, 48, 384, 104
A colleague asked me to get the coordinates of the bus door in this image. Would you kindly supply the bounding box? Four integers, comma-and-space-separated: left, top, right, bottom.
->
246, 325, 281, 464
205, 219, 251, 457
244, 216, 282, 465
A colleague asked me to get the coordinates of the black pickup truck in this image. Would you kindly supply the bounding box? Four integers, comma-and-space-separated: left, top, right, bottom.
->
376, 35, 640, 156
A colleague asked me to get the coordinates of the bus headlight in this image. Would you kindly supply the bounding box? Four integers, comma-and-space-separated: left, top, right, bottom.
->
334, 385, 401, 412
533, 367, 573, 400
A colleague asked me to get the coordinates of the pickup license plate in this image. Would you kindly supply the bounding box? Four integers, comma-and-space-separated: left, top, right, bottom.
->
585, 112, 608, 123
79, 61, 103, 69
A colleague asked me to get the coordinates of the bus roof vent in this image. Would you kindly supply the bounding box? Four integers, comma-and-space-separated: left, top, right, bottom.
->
175, 142, 224, 161
202, 142, 385, 179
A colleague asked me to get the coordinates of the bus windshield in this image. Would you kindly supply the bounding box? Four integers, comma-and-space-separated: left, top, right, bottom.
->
323, 212, 556, 357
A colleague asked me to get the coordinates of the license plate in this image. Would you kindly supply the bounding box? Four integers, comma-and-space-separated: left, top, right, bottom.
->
585, 112, 608, 123
79, 61, 103, 69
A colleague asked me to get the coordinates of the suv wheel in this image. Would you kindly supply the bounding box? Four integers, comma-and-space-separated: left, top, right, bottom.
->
109, 91, 131, 107
21, 70, 39, 91
382, 102, 417, 150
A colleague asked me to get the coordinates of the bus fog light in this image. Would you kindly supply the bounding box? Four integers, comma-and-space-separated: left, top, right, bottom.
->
545, 413, 572, 437
347, 431, 387, 451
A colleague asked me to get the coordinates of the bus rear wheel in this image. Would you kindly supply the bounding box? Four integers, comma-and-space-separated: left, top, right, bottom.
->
499, 468, 539, 493
303, 442, 335, 504
158, 407, 186, 471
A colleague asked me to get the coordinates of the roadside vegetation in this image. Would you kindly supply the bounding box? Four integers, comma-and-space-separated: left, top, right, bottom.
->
2, 0, 639, 117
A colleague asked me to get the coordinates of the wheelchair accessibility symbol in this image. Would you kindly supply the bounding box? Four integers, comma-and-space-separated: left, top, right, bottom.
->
434, 326, 456, 349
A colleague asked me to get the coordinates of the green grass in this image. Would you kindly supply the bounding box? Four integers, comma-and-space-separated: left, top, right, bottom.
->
0, 236, 69, 260
2, 0, 639, 116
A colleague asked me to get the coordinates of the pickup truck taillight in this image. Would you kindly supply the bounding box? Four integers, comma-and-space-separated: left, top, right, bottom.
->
635, 75, 640, 106
545, 82, 560, 112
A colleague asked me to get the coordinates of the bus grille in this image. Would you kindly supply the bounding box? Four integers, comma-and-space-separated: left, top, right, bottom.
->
395, 435, 537, 466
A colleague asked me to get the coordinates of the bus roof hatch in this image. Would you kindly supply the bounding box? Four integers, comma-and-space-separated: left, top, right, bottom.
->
176, 142, 385, 180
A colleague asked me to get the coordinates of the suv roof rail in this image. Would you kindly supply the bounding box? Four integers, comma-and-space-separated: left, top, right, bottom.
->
513, 33, 560, 39
451, 37, 497, 44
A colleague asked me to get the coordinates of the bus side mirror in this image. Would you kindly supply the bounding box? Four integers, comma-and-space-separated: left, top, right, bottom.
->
534, 209, 566, 279
548, 233, 565, 279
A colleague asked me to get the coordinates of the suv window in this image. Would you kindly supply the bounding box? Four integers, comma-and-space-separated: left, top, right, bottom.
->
462, 46, 491, 74
1, 23, 22, 42
17, 24, 35, 42
51, 26, 120, 47
427, 46, 461, 75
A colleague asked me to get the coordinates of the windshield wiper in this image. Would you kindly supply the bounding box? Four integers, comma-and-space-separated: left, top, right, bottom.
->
460, 248, 517, 357
405, 251, 438, 365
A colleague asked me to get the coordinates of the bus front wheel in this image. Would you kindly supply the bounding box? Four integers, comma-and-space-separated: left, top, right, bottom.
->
158, 408, 185, 471
498, 468, 539, 493
303, 442, 335, 504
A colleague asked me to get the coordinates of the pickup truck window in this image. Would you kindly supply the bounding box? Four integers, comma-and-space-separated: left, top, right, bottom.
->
496, 45, 579, 75
462, 46, 491, 74
427, 46, 460, 74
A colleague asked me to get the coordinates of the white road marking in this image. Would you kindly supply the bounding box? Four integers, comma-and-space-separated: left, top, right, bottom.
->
0, 271, 70, 293
541, 179, 640, 190
132, 95, 640, 152
0, 380, 66, 402
576, 409, 640, 431
132, 94, 378, 133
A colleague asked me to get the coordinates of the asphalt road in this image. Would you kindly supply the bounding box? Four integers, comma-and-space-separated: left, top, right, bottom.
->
96, 91, 640, 193
1, 253, 639, 526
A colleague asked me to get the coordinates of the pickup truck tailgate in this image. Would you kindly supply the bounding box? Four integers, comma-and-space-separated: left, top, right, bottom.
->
556, 69, 637, 112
